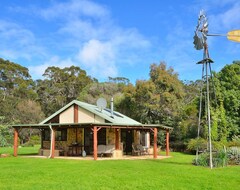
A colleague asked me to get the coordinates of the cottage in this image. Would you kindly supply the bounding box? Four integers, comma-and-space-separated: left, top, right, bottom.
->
12, 100, 172, 160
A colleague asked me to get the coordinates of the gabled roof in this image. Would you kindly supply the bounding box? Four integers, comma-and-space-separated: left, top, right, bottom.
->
40, 100, 141, 125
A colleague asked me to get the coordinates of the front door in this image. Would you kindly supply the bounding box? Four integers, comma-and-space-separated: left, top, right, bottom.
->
84, 128, 106, 155
121, 129, 133, 155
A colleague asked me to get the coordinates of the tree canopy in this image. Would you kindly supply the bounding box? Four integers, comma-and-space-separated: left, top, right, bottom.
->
0, 57, 239, 149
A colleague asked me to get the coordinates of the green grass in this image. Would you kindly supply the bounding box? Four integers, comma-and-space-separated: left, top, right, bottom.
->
0, 147, 239, 190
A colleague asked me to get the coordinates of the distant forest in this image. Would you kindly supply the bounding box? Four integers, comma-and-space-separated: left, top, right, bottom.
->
0, 58, 239, 151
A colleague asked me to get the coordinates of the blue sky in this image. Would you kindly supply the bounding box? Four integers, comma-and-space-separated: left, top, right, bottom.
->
0, 0, 239, 83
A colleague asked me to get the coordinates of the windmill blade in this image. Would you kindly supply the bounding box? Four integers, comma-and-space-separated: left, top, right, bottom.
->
227, 29, 240, 42
193, 34, 204, 50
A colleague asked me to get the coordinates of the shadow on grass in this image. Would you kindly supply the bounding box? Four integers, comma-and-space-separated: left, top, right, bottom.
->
18, 153, 38, 156
145, 159, 193, 166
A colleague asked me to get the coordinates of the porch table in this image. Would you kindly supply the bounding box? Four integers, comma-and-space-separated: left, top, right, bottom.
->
68, 144, 84, 156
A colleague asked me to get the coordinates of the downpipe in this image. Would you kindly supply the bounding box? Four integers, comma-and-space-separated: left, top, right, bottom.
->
48, 124, 53, 158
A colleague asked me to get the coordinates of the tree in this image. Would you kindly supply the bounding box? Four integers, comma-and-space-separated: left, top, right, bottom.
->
214, 61, 240, 139
0, 58, 38, 125
0, 58, 36, 100
37, 66, 94, 116
150, 63, 185, 124
78, 81, 126, 107
15, 100, 45, 124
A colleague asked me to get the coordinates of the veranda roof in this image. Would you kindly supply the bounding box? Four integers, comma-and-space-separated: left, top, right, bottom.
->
12, 122, 172, 131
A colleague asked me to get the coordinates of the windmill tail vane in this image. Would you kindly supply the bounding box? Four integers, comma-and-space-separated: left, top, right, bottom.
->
207, 30, 240, 42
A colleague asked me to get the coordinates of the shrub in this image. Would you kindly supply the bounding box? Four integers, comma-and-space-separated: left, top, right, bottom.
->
29, 135, 40, 145
227, 146, 240, 165
170, 141, 187, 152
188, 138, 226, 153
193, 152, 209, 167
228, 136, 240, 147
193, 148, 228, 167
22, 142, 34, 147
187, 138, 207, 152
0, 125, 13, 147
213, 148, 228, 167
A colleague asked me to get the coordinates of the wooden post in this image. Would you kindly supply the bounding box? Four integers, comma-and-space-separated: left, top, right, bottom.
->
166, 129, 170, 156
93, 126, 98, 160
115, 129, 120, 150
153, 128, 158, 159
74, 104, 78, 123
40, 129, 43, 149
51, 128, 56, 159
74, 104, 78, 143
13, 128, 18, 157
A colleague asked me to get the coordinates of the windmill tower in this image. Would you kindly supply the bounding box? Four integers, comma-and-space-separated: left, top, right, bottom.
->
193, 10, 240, 169
193, 10, 214, 168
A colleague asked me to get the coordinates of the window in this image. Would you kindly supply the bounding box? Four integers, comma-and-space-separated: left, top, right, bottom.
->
42, 129, 67, 141
140, 132, 146, 146
56, 129, 67, 141
42, 129, 50, 141
98, 128, 106, 145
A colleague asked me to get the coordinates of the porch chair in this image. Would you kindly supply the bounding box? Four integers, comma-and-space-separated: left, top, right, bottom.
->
97, 145, 106, 157
132, 144, 141, 156
136, 144, 148, 155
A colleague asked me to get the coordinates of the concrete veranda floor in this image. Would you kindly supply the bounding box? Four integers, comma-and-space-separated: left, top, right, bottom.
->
21, 154, 171, 160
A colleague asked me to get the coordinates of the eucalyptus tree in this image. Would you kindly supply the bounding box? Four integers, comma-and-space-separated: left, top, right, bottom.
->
37, 66, 94, 116
214, 61, 240, 139
0, 58, 36, 100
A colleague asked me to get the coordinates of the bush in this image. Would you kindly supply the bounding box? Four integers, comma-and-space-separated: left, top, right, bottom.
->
213, 148, 228, 167
187, 138, 207, 152
171, 141, 187, 152
227, 146, 240, 165
228, 136, 240, 147
193, 152, 209, 167
0, 125, 13, 147
193, 148, 228, 167
29, 135, 40, 145
22, 142, 34, 147
188, 138, 226, 153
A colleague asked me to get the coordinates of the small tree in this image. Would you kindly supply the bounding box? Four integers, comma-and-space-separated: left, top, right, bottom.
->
0, 117, 13, 147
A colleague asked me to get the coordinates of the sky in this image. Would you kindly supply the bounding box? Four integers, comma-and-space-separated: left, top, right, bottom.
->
0, 0, 239, 83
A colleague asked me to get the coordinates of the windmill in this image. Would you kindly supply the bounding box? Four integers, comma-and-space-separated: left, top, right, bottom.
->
193, 10, 240, 169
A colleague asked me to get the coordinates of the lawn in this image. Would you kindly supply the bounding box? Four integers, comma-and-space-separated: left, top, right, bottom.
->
0, 146, 239, 190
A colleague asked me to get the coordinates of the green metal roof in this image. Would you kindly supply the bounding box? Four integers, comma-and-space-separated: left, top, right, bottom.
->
12, 100, 172, 131
40, 100, 141, 125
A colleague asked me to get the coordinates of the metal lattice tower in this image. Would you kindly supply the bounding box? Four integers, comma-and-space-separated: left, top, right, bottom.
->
193, 10, 213, 168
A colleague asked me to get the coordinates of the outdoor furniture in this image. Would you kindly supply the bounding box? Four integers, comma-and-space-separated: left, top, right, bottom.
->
67, 143, 83, 156
132, 144, 141, 156
97, 144, 115, 157
132, 144, 149, 156
136, 144, 149, 155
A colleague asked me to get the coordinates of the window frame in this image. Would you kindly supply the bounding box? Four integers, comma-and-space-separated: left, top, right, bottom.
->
42, 128, 67, 141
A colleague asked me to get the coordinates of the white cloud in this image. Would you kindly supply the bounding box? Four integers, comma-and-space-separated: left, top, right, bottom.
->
0, 21, 34, 44
207, 1, 240, 32
40, 0, 151, 79
0, 20, 46, 61
28, 56, 76, 79
1, 0, 153, 80
77, 39, 117, 77
218, 3, 240, 30
40, 0, 109, 20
